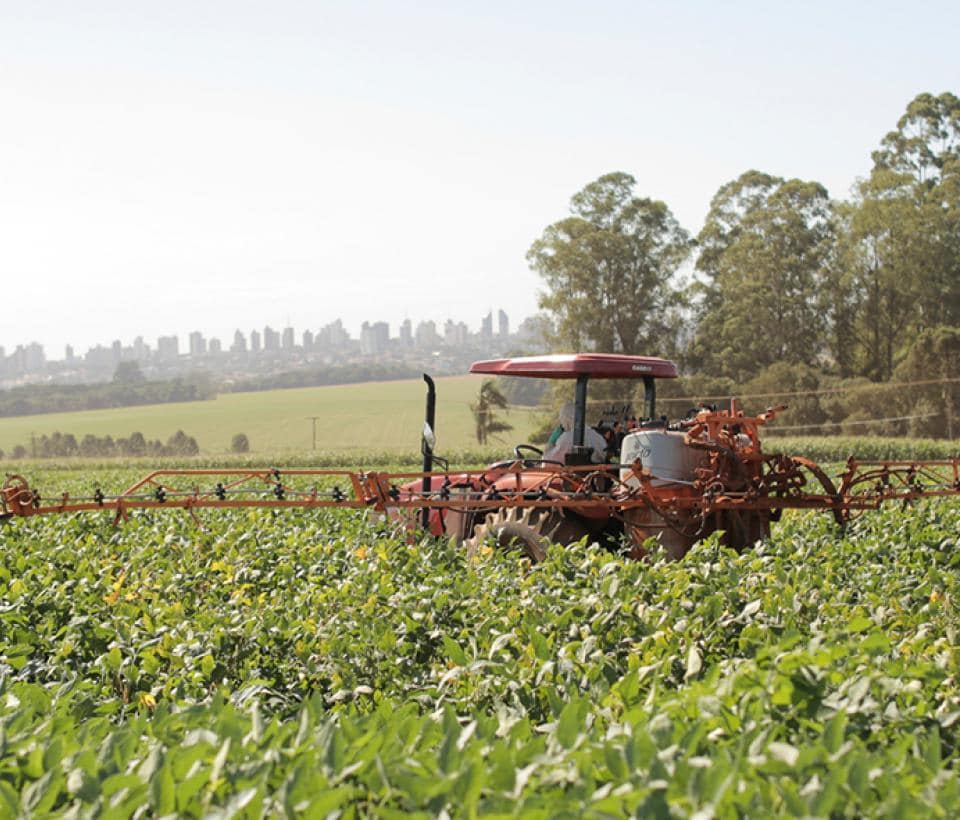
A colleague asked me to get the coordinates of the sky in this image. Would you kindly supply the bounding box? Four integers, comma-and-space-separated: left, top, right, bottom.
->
1, 0, 958, 357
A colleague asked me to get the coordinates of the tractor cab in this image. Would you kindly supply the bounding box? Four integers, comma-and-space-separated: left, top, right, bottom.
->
413, 353, 682, 546
470, 353, 679, 465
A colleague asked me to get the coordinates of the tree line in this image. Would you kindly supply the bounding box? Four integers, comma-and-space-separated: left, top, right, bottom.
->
0, 430, 201, 460
528, 91, 960, 437
225, 363, 423, 392
0, 365, 215, 419
0, 360, 421, 419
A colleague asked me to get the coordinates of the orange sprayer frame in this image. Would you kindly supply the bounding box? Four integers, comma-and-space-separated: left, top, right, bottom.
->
4, 402, 960, 544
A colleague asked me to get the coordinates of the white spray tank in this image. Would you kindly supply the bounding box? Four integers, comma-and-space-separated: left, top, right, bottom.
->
619, 429, 707, 488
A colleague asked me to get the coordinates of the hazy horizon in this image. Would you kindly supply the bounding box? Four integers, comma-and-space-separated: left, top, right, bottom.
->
3, 306, 528, 362
3, 1, 958, 354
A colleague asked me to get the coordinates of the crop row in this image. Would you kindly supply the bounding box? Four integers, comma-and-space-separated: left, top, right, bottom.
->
3, 433, 959, 472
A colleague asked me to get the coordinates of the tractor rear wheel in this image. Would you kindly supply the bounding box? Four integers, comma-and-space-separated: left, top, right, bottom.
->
465, 507, 590, 562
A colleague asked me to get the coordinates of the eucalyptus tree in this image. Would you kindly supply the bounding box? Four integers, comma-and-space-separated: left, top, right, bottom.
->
527, 172, 691, 357
688, 171, 835, 381
843, 92, 960, 379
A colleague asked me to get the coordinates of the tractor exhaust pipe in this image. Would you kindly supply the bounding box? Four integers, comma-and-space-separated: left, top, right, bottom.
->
421, 374, 436, 529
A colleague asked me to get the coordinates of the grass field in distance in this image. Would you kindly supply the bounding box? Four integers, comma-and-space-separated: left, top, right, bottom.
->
0, 375, 543, 456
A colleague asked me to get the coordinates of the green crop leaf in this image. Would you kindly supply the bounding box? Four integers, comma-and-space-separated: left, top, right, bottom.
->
556, 698, 587, 749
438, 709, 462, 775
303, 785, 352, 815
0, 782, 19, 817
684, 645, 702, 681
150, 759, 176, 815
823, 713, 847, 754
860, 631, 890, 653
21, 770, 64, 815
847, 616, 873, 633
924, 726, 942, 772
847, 753, 871, 798
442, 636, 468, 667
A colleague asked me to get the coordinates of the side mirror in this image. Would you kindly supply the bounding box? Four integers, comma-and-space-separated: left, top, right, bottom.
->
422, 422, 437, 453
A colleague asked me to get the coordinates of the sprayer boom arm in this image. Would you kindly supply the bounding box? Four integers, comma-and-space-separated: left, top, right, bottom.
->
4, 457, 960, 528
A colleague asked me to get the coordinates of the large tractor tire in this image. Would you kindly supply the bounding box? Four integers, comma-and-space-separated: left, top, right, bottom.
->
465, 507, 591, 562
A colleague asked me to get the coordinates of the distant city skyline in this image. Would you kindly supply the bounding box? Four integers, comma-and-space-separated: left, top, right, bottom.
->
1, 307, 525, 364
0, 307, 541, 390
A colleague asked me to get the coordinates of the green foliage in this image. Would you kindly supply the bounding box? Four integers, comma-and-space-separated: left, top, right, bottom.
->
227, 362, 422, 392
652, 361, 960, 440
821, 92, 960, 381
741, 362, 827, 429
528, 171, 691, 360
165, 430, 200, 456
7, 430, 200, 459
495, 375, 548, 407
688, 171, 834, 381
528, 93, 960, 403
0, 374, 216, 418
895, 327, 960, 439
1, 466, 959, 814
762, 436, 960, 461
112, 361, 146, 385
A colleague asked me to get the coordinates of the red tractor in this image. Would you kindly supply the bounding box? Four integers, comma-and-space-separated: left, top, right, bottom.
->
406, 353, 833, 559
4, 352, 958, 561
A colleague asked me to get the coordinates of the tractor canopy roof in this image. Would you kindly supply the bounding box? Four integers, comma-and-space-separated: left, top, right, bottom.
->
469, 353, 678, 379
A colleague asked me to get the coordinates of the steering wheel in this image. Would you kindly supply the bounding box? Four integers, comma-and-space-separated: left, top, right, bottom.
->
514, 444, 544, 461
481, 444, 561, 479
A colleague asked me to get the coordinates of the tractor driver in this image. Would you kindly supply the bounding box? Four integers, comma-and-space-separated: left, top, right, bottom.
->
543, 402, 607, 464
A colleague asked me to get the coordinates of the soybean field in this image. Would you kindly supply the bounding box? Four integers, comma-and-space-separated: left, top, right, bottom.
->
0, 464, 958, 815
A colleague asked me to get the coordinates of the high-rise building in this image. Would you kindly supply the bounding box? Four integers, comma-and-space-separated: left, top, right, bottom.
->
282, 327, 295, 349
360, 321, 389, 355
399, 318, 413, 347
250, 329, 261, 353
232, 330, 247, 354
83, 345, 112, 371
480, 311, 493, 339
208, 338, 222, 355
64, 345, 74, 362
25, 342, 45, 372
132, 336, 149, 361
302, 329, 314, 350
317, 319, 349, 350
498, 309, 509, 338
188, 331, 207, 357
156, 336, 179, 361
263, 326, 280, 351
444, 319, 468, 347
415, 320, 440, 350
